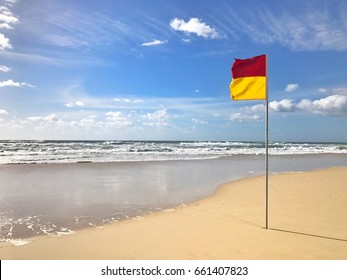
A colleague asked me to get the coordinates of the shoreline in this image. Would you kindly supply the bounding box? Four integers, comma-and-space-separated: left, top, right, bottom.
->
1, 152, 347, 165
1, 166, 347, 259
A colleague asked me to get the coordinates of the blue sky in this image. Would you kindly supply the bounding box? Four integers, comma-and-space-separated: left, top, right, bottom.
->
0, 0, 346, 141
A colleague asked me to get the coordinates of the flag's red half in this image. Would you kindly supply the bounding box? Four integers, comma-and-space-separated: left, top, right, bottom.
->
232, 55, 266, 78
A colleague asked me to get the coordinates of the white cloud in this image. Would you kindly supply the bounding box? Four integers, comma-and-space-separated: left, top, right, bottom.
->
317, 87, 347, 96
192, 118, 207, 125
0, 23, 11, 29
65, 101, 84, 108
0, 33, 12, 50
170, 18, 219, 39
269, 99, 296, 112
297, 95, 347, 115
26, 114, 63, 131
0, 109, 8, 115
27, 114, 59, 123
75, 101, 85, 107
105, 111, 124, 120
0, 79, 35, 88
25, 113, 97, 131
251, 95, 347, 116
285, 83, 299, 92
22, 113, 100, 131
66, 101, 85, 108
78, 118, 95, 128
224, 4, 347, 51
23, 2, 169, 52
229, 113, 261, 122
182, 38, 191, 43
249, 104, 265, 112
0, 5, 18, 29
30, 7, 123, 49
141, 109, 170, 127
141, 39, 167, 47
0, 65, 10, 72
332, 88, 347, 95
0, 118, 25, 129
318, 88, 328, 93
113, 98, 144, 104
247, 94, 347, 116
296, 88, 347, 115
44, 34, 88, 48
5, 0, 18, 4
105, 111, 132, 127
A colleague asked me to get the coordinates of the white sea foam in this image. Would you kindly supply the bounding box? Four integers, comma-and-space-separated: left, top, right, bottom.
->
56, 229, 75, 236
9, 239, 29, 246
0, 238, 30, 246
0, 211, 75, 243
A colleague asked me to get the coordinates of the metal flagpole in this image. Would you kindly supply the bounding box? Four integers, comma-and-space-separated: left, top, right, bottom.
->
265, 55, 269, 230
265, 99, 269, 229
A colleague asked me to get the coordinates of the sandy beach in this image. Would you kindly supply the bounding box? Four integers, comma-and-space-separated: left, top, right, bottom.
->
0, 166, 346, 260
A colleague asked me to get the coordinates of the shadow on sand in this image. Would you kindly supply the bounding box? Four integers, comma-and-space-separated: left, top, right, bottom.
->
269, 228, 347, 242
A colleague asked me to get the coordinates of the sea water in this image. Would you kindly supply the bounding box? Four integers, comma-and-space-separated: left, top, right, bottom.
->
0, 140, 346, 165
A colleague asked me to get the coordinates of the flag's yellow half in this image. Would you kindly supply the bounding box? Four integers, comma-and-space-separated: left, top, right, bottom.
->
230, 76, 266, 100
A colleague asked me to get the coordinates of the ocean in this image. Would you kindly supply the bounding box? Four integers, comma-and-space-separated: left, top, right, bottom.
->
1, 140, 346, 165
0, 140, 347, 245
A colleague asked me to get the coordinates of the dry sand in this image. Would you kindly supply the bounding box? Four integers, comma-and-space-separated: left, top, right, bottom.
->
1, 166, 346, 260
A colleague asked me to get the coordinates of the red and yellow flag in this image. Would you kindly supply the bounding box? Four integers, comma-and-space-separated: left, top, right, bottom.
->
229, 54, 267, 100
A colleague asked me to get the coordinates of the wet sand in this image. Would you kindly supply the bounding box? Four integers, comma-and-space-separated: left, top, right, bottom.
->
1, 166, 346, 259
1, 155, 346, 241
